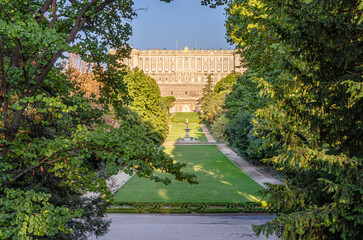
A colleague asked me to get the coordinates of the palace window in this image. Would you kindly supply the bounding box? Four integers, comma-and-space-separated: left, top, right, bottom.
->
171, 91, 173, 95
185, 91, 188, 95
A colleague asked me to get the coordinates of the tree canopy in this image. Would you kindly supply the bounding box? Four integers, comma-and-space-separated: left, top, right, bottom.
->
123, 68, 169, 144
0, 1, 197, 239
224, 0, 362, 239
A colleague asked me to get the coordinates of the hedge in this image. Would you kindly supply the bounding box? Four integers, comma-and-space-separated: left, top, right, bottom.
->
107, 201, 269, 213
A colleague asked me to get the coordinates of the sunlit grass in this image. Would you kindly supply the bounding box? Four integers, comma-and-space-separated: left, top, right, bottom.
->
165, 124, 208, 143
172, 112, 200, 123
113, 145, 264, 203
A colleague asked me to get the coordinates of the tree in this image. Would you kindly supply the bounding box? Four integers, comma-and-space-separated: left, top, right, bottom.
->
214, 71, 240, 93
123, 68, 169, 144
223, 70, 273, 160
161, 96, 176, 115
198, 75, 216, 124
0, 1, 197, 239
225, 0, 362, 239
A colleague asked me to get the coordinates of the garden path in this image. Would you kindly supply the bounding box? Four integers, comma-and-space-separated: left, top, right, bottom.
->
200, 124, 281, 188
217, 144, 282, 188
200, 124, 217, 143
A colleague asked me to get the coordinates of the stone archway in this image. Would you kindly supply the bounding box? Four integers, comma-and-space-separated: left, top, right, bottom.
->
182, 104, 190, 112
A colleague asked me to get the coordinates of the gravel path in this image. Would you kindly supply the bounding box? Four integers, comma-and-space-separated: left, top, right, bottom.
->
200, 124, 217, 143
217, 144, 282, 188
83, 170, 135, 198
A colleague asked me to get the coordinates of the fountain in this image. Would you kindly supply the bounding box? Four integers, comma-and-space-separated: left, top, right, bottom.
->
175, 118, 200, 144
184, 118, 191, 141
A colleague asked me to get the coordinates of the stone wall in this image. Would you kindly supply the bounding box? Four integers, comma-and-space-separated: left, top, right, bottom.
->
115, 46, 245, 112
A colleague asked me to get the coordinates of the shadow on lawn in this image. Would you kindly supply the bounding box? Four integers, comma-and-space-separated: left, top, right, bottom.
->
166, 145, 265, 203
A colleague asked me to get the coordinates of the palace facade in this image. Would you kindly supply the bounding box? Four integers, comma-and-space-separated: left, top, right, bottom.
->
118, 46, 244, 112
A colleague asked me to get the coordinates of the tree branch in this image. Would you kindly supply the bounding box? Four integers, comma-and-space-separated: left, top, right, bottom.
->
1, 0, 118, 160
11, 155, 53, 182
48, 0, 58, 28
35, 0, 53, 23
11, 148, 79, 182
94, 0, 114, 13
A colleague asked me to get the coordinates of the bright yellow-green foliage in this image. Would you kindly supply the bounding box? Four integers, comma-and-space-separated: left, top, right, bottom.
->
124, 68, 169, 144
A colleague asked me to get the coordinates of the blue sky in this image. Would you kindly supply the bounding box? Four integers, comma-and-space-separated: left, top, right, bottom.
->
129, 0, 233, 50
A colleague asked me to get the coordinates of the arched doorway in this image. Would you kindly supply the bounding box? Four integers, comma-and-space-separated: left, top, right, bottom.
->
182, 104, 190, 112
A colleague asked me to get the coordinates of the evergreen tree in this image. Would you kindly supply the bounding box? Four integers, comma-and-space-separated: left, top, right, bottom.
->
198, 74, 215, 123
225, 0, 362, 239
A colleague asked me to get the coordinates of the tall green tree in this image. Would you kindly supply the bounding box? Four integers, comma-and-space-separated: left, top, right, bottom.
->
198, 74, 215, 124
199, 73, 240, 126
223, 70, 273, 160
123, 68, 169, 144
0, 1, 196, 239
214, 71, 240, 93
225, 0, 362, 239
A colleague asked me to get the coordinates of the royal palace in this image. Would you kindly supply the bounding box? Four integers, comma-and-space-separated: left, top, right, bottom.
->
119, 46, 244, 112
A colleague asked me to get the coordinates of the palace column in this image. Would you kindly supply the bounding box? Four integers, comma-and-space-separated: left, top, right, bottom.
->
208, 57, 211, 73
176, 56, 178, 72
222, 57, 224, 72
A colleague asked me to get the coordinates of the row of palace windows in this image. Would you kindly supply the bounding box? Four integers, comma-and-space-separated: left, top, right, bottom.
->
170, 91, 202, 96
156, 76, 220, 83
142, 65, 228, 73
140, 57, 232, 61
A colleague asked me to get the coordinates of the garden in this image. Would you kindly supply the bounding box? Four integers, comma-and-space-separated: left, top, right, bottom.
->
111, 119, 266, 213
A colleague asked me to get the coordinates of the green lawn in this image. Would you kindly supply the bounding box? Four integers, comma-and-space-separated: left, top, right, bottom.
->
113, 145, 264, 203
172, 112, 200, 123
165, 124, 208, 143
